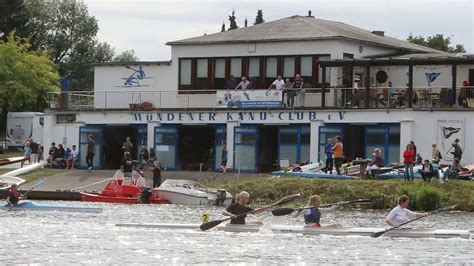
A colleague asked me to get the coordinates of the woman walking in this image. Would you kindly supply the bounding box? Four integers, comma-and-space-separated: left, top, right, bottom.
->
403, 144, 415, 181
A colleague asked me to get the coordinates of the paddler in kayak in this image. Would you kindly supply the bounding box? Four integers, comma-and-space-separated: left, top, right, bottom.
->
222, 191, 266, 224
385, 195, 424, 228
5, 184, 25, 207
301, 195, 342, 228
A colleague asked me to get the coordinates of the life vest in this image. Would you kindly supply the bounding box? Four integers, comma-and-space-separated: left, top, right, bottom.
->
304, 207, 321, 225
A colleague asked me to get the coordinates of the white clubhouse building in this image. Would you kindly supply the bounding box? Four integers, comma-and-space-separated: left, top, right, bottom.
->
44, 15, 474, 172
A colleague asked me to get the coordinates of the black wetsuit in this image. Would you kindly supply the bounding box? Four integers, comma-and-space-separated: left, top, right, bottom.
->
225, 203, 253, 224
7, 190, 20, 206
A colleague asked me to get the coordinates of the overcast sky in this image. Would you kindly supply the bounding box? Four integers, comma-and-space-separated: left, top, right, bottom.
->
83, 0, 474, 61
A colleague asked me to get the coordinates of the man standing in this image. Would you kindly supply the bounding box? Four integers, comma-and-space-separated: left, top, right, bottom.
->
29, 138, 39, 163
324, 138, 334, 174
332, 136, 344, 175
235, 76, 251, 90
431, 143, 442, 164
451, 142, 463, 162
269, 75, 285, 90
86, 135, 96, 172
225, 75, 237, 90
292, 74, 304, 107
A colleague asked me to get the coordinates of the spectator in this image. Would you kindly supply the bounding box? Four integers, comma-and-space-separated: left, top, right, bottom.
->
66, 145, 78, 170
332, 136, 344, 175
139, 146, 149, 170
221, 144, 228, 174
269, 75, 285, 90
443, 158, 461, 182
410, 141, 417, 158
121, 152, 134, 178
292, 74, 304, 107
86, 135, 96, 172
416, 154, 423, 165
283, 78, 292, 107
55, 144, 65, 168
451, 142, 463, 162
148, 147, 156, 166
459, 80, 469, 107
235, 76, 251, 90
324, 138, 333, 174
365, 148, 384, 177
64, 148, 72, 169
37, 143, 43, 162
403, 144, 415, 182
21, 141, 32, 168
122, 136, 133, 154
47, 142, 58, 167
431, 143, 442, 164
249, 76, 258, 89
152, 160, 162, 188
225, 75, 237, 90
419, 159, 436, 182
29, 138, 39, 163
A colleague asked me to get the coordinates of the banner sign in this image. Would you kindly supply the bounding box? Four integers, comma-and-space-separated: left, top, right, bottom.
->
437, 119, 465, 161
216, 90, 283, 108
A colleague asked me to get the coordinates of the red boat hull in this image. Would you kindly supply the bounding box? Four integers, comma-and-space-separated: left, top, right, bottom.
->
80, 192, 169, 204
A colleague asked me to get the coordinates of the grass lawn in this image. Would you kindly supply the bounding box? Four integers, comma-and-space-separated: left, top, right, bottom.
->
0, 149, 23, 159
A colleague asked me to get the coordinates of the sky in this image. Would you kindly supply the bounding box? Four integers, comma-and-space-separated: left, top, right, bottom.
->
83, 0, 474, 61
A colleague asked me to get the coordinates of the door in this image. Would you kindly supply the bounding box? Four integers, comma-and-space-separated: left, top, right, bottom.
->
214, 126, 226, 170
234, 126, 258, 172
318, 125, 344, 161
279, 125, 311, 164
469, 69, 474, 89
364, 124, 400, 165
154, 126, 178, 170
79, 126, 103, 169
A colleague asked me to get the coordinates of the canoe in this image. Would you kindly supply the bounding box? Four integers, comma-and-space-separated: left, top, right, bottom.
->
272, 226, 472, 239
116, 223, 263, 233
0, 156, 26, 166
0, 175, 26, 189
1, 202, 103, 213
115, 223, 472, 239
1, 161, 47, 178
80, 192, 169, 204
287, 171, 359, 180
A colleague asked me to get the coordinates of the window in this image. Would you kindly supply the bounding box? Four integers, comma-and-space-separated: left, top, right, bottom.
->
196, 59, 208, 90
283, 57, 295, 79
318, 55, 331, 86
248, 58, 260, 89
231, 58, 242, 79
265, 57, 277, 88
301, 56, 313, 87
214, 58, 225, 89
180, 59, 192, 90
56, 114, 76, 124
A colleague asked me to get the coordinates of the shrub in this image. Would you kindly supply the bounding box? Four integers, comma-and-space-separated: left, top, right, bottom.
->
398, 185, 419, 210
416, 186, 442, 211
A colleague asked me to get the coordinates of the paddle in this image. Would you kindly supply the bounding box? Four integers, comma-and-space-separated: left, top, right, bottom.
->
199, 193, 302, 231
370, 204, 458, 238
271, 198, 374, 216
7, 179, 45, 211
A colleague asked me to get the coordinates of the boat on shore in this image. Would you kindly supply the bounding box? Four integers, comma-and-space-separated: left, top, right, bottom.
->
80, 179, 169, 204
0, 156, 26, 166
0, 175, 26, 189
115, 223, 472, 239
1, 202, 103, 213
156, 179, 232, 206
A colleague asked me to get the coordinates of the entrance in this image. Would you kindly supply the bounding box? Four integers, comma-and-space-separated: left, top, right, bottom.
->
343, 125, 365, 161
103, 126, 138, 169
258, 126, 279, 172
469, 69, 474, 89
178, 126, 215, 171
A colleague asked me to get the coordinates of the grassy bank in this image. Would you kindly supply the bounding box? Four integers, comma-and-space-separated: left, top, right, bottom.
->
0, 168, 63, 183
204, 176, 474, 212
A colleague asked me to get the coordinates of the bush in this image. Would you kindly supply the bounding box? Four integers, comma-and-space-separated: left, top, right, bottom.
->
398, 185, 419, 210
416, 186, 442, 211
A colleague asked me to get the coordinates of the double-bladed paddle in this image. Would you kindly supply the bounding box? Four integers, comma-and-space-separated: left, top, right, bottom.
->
271, 198, 374, 216
7, 179, 45, 211
370, 204, 459, 238
199, 193, 302, 231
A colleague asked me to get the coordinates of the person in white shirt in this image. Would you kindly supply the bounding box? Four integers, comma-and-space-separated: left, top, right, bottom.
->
269, 75, 285, 90
66, 145, 78, 170
235, 76, 251, 90
385, 195, 425, 227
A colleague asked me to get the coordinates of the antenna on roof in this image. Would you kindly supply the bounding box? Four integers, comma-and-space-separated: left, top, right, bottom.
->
306, 10, 314, 18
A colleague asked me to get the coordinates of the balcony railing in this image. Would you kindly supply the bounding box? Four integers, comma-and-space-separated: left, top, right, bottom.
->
47, 86, 474, 111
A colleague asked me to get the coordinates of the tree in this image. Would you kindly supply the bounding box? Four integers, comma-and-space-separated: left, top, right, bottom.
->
254, 9, 264, 25
407, 34, 466, 53
221, 22, 225, 32
0, 0, 30, 42
228, 10, 238, 30
113, 50, 139, 62
0, 33, 60, 131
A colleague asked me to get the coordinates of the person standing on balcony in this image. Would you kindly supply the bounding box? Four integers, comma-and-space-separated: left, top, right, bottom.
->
235, 76, 251, 90
289, 74, 304, 108
86, 135, 96, 172
332, 136, 344, 175
225, 75, 237, 90
269, 75, 285, 90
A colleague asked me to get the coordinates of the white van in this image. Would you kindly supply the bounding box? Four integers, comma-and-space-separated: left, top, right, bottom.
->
6, 112, 44, 147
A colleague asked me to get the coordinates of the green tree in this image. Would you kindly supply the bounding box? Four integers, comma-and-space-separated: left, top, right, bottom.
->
113, 49, 139, 62
254, 9, 264, 25
221, 22, 225, 32
0, 33, 60, 130
0, 0, 30, 42
407, 34, 466, 53
228, 10, 238, 30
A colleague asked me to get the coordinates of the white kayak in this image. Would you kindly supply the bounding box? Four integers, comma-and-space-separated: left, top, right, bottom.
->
116, 223, 472, 239
1, 202, 103, 213
116, 223, 262, 233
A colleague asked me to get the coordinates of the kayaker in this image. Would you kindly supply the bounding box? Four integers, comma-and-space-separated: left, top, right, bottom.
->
300, 195, 342, 228
222, 191, 264, 224
6, 184, 24, 207
385, 195, 425, 228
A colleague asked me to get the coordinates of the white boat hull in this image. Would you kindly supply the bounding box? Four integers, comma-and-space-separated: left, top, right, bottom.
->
156, 190, 210, 205
115, 223, 472, 239
156, 179, 232, 206
0, 175, 26, 189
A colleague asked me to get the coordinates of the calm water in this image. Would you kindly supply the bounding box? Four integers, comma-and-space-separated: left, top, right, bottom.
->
0, 201, 473, 264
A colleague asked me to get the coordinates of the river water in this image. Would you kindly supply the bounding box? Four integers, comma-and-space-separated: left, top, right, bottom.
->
0, 201, 472, 264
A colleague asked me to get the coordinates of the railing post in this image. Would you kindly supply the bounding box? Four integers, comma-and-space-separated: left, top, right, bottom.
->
452, 64, 457, 107
408, 64, 413, 108
321, 66, 326, 109
365, 65, 370, 109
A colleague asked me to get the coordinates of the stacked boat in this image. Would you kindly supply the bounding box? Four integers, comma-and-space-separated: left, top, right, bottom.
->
115, 223, 472, 239
156, 179, 232, 206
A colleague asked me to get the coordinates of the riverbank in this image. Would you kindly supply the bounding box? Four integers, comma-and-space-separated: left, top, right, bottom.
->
204, 176, 474, 212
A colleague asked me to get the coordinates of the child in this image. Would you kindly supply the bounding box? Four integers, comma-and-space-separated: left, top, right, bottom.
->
222, 191, 265, 225
21, 142, 32, 168
301, 195, 342, 228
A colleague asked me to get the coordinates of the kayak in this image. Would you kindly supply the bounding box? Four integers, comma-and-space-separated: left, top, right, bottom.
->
115, 223, 472, 239
0, 156, 26, 166
116, 223, 263, 233
80, 192, 169, 204
286, 171, 358, 180
1, 202, 103, 213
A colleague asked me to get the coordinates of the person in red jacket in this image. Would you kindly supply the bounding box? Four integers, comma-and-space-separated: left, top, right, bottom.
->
403, 143, 415, 181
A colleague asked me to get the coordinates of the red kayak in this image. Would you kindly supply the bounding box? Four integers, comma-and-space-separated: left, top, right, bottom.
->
80, 179, 169, 204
